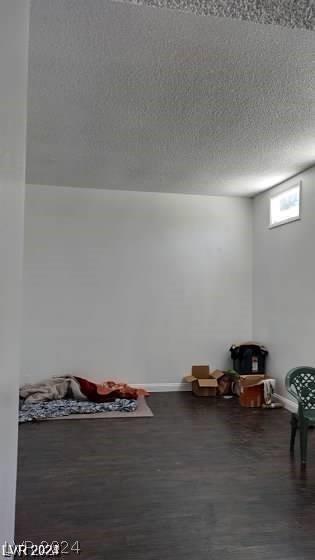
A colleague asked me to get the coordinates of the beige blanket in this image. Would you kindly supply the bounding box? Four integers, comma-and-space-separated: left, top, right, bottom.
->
20, 376, 86, 404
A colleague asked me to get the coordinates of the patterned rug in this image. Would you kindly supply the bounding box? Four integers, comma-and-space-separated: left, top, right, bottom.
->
51, 396, 153, 420
19, 397, 153, 423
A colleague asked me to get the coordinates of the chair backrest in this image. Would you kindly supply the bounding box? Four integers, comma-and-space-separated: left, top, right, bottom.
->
286, 367, 315, 410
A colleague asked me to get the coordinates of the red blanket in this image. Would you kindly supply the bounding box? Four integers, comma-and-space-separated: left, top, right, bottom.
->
75, 377, 149, 402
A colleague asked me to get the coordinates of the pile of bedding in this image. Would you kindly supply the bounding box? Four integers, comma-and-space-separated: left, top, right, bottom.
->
19, 375, 148, 423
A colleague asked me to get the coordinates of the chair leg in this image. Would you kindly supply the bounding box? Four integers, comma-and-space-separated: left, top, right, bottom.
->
300, 422, 308, 465
290, 414, 298, 454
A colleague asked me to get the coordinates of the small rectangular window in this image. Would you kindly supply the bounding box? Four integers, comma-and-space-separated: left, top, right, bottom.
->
269, 182, 301, 228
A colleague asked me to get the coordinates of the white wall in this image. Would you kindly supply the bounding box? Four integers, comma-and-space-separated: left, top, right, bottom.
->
22, 185, 252, 387
0, 0, 30, 545
253, 166, 315, 396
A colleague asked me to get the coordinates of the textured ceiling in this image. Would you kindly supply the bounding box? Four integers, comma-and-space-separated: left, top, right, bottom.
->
27, 0, 315, 196
118, 0, 315, 30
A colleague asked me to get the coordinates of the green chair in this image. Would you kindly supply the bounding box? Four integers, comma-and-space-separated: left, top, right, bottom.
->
285, 367, 315, 465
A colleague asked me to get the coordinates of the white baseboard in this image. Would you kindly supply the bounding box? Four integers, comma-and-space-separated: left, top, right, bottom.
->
132, 382, 191, 392
274, 392, 297, 413
133, 386, 299, 408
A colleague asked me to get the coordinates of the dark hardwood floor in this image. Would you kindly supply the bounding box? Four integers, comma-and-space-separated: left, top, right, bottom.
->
15, 393, 315, 560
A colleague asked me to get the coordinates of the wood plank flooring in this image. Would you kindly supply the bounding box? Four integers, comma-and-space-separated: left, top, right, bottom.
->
15, 393, 315, 559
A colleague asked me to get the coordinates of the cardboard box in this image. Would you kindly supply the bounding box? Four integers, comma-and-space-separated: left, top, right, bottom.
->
239, 374, 265, 388
238, 374, 269, 408
184, 365, 224, 397
210, 369, 225, 381
192, 378, 218, 397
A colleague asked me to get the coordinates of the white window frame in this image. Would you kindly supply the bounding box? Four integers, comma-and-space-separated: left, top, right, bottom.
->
269, 181, 302, 229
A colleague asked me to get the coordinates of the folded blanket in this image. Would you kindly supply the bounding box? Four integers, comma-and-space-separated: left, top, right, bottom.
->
19, 398, 137, 423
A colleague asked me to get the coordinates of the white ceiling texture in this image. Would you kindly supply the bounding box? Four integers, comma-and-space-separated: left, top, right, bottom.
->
26, 0, 314, 196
